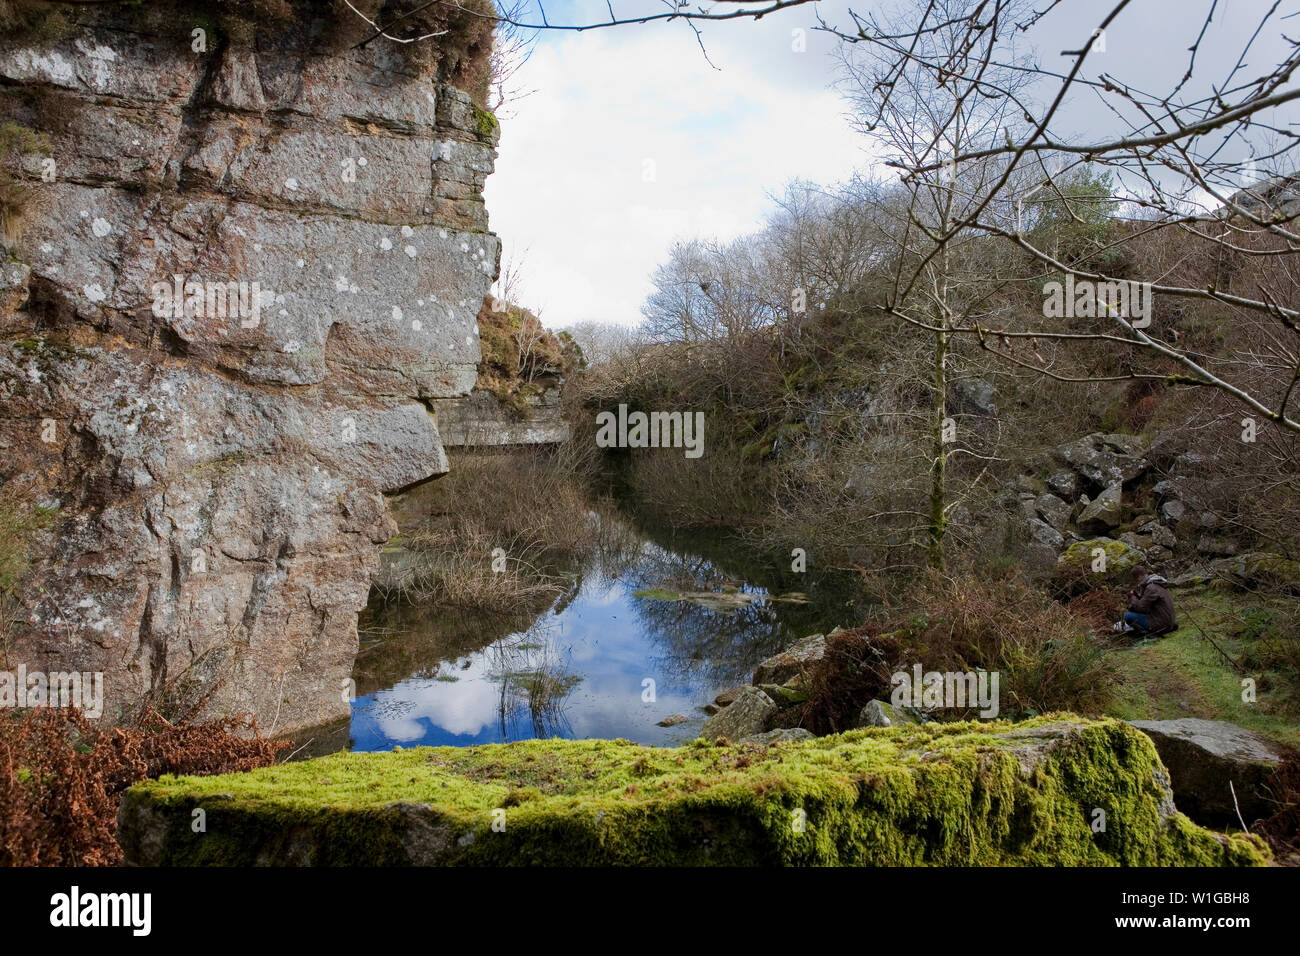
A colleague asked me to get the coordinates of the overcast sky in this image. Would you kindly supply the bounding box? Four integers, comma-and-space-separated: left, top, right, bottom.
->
483, 1, 1299, 329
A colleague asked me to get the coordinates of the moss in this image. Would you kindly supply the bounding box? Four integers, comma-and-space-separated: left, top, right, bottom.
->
631, 587, 681, 601
472, 104, 499, 143
1052, 537, 1143, 598
0, 121, 51, 245
119, 716, 1269, 866
0, 495, 55, 595
757, 683, 808, 707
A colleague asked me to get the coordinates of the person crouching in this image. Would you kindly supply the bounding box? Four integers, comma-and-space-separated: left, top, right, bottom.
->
1112, 565, 1177, 636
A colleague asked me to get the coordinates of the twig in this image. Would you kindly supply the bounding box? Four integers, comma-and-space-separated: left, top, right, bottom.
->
1230, 780, 1251, 833
1188, 616, 1246, 675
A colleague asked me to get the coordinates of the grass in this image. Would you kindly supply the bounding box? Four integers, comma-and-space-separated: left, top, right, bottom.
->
1106, 585, 1300, 750
374, 446, 603, 614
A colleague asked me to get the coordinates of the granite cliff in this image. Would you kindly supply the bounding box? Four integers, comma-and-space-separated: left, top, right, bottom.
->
0, 1, 501, 733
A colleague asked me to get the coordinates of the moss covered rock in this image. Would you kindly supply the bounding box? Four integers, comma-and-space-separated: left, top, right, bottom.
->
1053, 537, 1146, 598
117, 717, 1269, 866
1208, 551, 1300, 593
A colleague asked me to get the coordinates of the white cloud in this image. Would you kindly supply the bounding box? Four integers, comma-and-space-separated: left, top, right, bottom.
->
484, 12, 867, 328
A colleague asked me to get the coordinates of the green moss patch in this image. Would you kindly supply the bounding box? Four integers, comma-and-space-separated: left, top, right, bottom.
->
118, 716, 1269, 866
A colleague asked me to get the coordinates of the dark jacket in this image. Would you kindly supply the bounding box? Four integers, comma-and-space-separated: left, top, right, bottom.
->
1129, 574, 1176, 633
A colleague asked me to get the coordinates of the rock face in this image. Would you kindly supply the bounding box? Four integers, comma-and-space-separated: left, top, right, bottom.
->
432, 387, 569, 446
1130, 719, 1285, 827
116, 717, 1270, 865
0, 5, 499, 732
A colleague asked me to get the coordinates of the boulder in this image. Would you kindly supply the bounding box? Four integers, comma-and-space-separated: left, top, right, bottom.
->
1035, 493, 1072, 532
1118, 532, 1153, 554
951, 378, 997, 417
1046, 469, 1081, 501
117, 718, 1270, 866
856, 699, 917, 728
1025, 518, 1065, 570
1207, 552, 1300, 593
1077, 482, 1125, 533
757, 683, 808, 708
1129, 719, 1285, 827
753, 633, 827, 685
714, 687, 744, 707
1196, 535, 1238, 557
1053, 537, 1146, 597
700, 687, 776, 741
1137, 520, 1177, 549
1055, 433, 1148, 489
1160, 499, 1187, 524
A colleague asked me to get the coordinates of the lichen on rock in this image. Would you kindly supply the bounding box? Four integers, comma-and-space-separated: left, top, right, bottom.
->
0, 0, 506, 733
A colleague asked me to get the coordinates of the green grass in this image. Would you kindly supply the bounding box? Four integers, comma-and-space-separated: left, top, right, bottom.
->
1106, 585, 1300, 750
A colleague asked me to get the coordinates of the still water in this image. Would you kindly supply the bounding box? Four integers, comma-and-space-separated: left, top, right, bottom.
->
348, 515, 852, 750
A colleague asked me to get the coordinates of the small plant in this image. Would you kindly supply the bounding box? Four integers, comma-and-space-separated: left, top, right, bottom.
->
0, 122, 51, 246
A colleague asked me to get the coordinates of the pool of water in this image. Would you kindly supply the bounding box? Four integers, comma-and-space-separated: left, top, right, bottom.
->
347, 514, 854, 750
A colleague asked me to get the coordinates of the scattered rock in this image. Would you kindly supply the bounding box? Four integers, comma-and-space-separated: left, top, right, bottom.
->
1129, 719, 1285, 827
1137, 520, 1177, 549
656, 714, 688, 727
1118, 532, 1153, 553
1160, 499, 1187, 524
1034, 493, 1072, 532
700, 687, 777, 741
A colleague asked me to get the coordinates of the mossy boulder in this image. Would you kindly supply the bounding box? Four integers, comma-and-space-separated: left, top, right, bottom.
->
1052, 537, 1146, 598
117, 717, 1269, 866
1208, 551, 1300, 594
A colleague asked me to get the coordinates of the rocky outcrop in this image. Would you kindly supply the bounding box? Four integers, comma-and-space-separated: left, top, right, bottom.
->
1130, 719, 1286, 827
116, 717, 1270, 865
431, 386, 569, 446
0, 3, 499, 732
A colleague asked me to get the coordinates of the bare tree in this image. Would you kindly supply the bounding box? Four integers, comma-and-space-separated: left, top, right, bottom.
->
836, 0, 1036, 568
